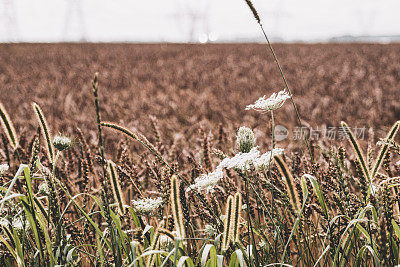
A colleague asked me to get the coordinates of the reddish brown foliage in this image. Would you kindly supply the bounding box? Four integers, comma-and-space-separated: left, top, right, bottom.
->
0, 43, 399, 154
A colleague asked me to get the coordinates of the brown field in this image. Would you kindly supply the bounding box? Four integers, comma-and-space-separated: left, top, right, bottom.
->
1, 43, 399, 156
0, 43, 400, 265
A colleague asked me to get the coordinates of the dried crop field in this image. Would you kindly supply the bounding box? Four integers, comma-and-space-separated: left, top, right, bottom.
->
0, 42, 400, 266
1, 43, 399, 144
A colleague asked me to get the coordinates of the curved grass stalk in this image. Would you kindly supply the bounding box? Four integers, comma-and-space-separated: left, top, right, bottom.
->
146, 231, 161, 267
0, 102, 18, 149
101, 121, 164, 163
0, 164, 27, 212
101, 121, 223, 225
51, 174, 112, 251
341, 121, 370, 183
0, 234, 22, 266
274, 155, 301, 212
177, 256, 195, 266
280, 176, 309, 264
59, 192, 107, 228
32, 102, 54, 163
108, 160, 125, 215
371, 120, 399, 180
303, 174, 329, 220
242, 0, 315, 165
158, 228, 175, 241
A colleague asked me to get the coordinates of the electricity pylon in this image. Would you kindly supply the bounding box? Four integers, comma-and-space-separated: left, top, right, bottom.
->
63, 0, 87, 41
1, 0, 18, 42
172, 0, 211, 42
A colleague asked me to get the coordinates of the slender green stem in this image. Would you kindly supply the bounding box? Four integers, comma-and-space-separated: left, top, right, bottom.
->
244, 172, 259, 267
246, 174, 285, 249
259, 24, 314, 165
270, 110, 275, 149
101, 122, 223, 226
51, 151, 63, 248
91, 73, 120, 265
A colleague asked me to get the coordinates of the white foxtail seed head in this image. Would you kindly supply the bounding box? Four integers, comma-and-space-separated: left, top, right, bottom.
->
245, 89, 290, 112
236, 126, 255, 153
0, 219, 9, 228
159, 235, 173, 249
0, 163, 9, 174
204, 224, 217, 236
38, 182, 50, 196
53, 135, 72, 151
12, 218, 30, 234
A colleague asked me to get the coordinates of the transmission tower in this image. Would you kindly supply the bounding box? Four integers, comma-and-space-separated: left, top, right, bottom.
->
356, 0, 376, 36
173, 0, 211, 42
1, 0, 19, 42
260, 0, 290, 39
63, 0, 87, 41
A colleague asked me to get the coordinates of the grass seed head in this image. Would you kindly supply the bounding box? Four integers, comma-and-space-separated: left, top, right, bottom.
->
53, 134, 72, 151
243, 0, 261, 24
0, 163, 9, 174
0, 102, 19, 149
236, 126, 255, 153
33, 102, 54, 163
222, 195, 234, 251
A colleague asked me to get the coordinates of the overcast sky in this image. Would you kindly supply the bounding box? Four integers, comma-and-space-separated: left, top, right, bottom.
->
1, 0, 399, 42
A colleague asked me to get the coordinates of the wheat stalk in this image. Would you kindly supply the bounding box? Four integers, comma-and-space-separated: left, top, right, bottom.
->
91, 73, 120, 265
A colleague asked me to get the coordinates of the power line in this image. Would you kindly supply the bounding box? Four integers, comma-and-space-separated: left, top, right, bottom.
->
1, 0, 19, 42
172, 0, 211, 42
63, 0, 87, 41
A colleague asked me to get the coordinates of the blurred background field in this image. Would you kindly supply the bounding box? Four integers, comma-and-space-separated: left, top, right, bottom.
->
0, 43, 399, 156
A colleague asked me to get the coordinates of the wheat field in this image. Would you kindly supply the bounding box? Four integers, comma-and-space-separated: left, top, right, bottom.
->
0, 2, 400, 266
